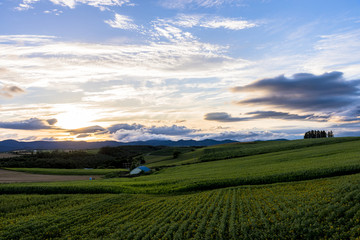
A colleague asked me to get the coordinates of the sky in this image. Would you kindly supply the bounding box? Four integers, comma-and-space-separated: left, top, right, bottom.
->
1, 0, 360, 142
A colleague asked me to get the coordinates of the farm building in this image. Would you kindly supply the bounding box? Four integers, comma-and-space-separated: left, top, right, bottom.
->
130, 166, 151, 175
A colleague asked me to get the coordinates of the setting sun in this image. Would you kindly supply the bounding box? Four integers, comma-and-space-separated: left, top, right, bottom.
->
55, 107, 97, 130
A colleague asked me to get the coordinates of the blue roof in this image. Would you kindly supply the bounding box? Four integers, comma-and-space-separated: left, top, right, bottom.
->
138, 166, 151, 172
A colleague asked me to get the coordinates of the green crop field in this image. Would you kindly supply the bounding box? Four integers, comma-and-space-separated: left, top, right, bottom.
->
145, 137, 360, 168
2, 138, 360, 194
1, 174, 360, 239
1, 137, 360, 239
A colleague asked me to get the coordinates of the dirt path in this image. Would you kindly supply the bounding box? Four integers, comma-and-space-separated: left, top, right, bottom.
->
0, 169, 95, 183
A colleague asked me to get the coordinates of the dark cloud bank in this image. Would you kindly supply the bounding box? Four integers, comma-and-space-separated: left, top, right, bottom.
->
204, 71, 360, 125
232, 71, 360, 111
204, 111, 329, 122
0, 118, 57, 130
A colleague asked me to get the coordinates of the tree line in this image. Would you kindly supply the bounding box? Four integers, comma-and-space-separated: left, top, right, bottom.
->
0, 146, 161, 169
304, 130, 334, 139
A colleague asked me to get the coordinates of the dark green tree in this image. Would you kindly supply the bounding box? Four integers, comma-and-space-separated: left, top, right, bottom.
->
304, 130, 334, 139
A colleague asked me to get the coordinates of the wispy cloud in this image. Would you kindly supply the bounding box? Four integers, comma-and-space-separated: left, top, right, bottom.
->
105, 14, 139, 30
160, 0, 240, 9
43, 9, 63, 15
0, 86, 25, 98
170, 14, 258, 30
15, 0, 40, 11
150, 22, 195, 42
16, 0, 132, 11
0, 35, 237, 88
305, 29, 360, 77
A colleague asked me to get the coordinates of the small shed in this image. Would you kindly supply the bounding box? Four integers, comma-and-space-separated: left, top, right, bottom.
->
130, 166, 151, 175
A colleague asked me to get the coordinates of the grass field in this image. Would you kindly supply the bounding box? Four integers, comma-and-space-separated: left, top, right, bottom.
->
145, 137, 360, 168
1, 137, 360, 239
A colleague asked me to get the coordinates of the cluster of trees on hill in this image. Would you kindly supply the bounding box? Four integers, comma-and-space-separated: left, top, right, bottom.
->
304, 130, 334, 139
0, 151, 111, 169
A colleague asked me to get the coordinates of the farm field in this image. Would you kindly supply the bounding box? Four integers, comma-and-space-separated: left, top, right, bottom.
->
145, 137, 360, 167
0, 169, 94, 183
3, 168, 128, 176
1, 137, 360, 239
1, 173, 360, 239
2, 138, 360, 194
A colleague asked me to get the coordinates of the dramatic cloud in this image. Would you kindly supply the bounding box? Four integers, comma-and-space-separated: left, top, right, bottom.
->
170, 14, 258, 30
105, 14, 138, 30
0, 86, 25, 98
232, 71, 360, 111
205, 111, 328, 122
0, 118, 57, 130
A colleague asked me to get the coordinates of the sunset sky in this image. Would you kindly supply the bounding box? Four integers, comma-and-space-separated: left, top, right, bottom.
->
1, 0, 360, 142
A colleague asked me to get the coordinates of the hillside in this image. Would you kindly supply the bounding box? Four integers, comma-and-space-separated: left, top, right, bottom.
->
2, 137, 360, 194
2, 137, 360, 239
145, 136, 360, 167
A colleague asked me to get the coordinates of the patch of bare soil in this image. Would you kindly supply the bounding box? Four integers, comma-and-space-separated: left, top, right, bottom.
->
0, 169, 96, 183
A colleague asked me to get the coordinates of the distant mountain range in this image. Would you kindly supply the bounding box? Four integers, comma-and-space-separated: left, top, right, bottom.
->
0, 139, 238, 152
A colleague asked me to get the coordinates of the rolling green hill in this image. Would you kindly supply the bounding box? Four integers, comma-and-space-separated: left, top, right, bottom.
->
145, 137, 360, 167
2, 137, 360, 239
2, 137, 360, 194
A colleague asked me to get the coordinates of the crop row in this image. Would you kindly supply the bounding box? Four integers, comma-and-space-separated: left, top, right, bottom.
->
1, 173, 360, 239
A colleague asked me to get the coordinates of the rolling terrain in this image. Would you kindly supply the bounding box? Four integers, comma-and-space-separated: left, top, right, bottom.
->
1, 137, 360, 239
